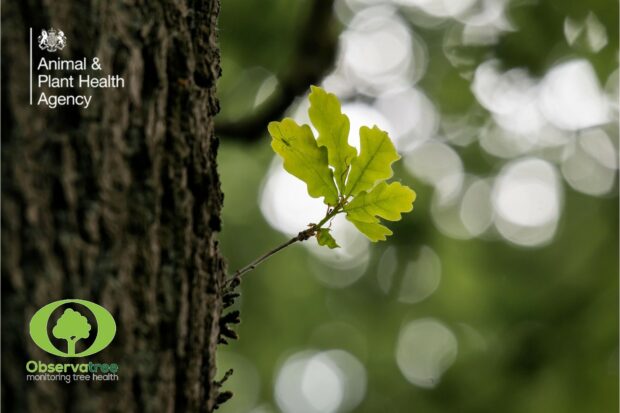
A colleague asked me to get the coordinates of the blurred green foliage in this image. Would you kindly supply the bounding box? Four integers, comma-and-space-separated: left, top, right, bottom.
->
216, 0, 618, 412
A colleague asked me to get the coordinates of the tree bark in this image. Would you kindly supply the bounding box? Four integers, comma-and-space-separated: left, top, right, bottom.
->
1, 0, 226, 412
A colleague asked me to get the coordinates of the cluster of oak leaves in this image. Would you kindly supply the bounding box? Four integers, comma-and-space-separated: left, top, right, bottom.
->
268, 86, 417, 248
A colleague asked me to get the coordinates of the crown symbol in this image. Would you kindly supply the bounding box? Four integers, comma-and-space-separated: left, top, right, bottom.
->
38, 28, 67, 52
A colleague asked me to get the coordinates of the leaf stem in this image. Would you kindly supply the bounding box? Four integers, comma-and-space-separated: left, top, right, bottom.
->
225, 202, 346, 290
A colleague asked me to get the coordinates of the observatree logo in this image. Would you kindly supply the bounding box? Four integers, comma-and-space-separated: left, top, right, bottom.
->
38, 28, 67, 52
29, 299, 116, 357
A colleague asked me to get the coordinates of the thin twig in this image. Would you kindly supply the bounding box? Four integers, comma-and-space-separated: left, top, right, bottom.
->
224, 228, 314, 290
224, 202, 345, 290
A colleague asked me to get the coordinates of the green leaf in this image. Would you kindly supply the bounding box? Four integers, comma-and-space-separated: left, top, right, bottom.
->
268, 87, 416, 244
316, 228, 339, 249
347, 219, 393, 242
344, 126, 400, 196
344, 182, 416, 223
308, 86, 357, 192
269, 118, 339, 205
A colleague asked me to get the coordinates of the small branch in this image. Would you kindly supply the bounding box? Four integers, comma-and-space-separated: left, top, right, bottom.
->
216, 0, 339, 141
224, 228, 314, 290
224, 202, 344, 290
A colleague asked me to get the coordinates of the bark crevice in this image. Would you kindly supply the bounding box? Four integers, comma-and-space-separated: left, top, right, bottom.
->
1, 0, 226, 412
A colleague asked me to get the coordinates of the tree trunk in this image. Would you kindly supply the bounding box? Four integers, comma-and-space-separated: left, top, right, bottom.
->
1, 1, 227, 412
67, 338, 77, 357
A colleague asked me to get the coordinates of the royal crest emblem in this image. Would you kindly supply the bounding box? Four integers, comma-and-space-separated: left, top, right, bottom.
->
38, 28, 67, 52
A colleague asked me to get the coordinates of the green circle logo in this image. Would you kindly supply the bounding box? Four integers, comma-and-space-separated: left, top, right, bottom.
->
29, 299, 116, 357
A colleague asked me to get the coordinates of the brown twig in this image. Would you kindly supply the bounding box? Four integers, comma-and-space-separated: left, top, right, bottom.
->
224, 201, 344, 290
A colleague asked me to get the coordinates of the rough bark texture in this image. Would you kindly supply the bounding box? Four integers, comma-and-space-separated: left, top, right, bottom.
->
1, 0, 226, 412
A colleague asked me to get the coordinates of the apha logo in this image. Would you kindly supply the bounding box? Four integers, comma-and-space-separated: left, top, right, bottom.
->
38, 28, 67, 52
29, 299, 116, 357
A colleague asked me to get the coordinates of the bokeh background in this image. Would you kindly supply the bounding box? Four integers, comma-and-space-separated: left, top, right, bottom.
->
215, 0, 619, 412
